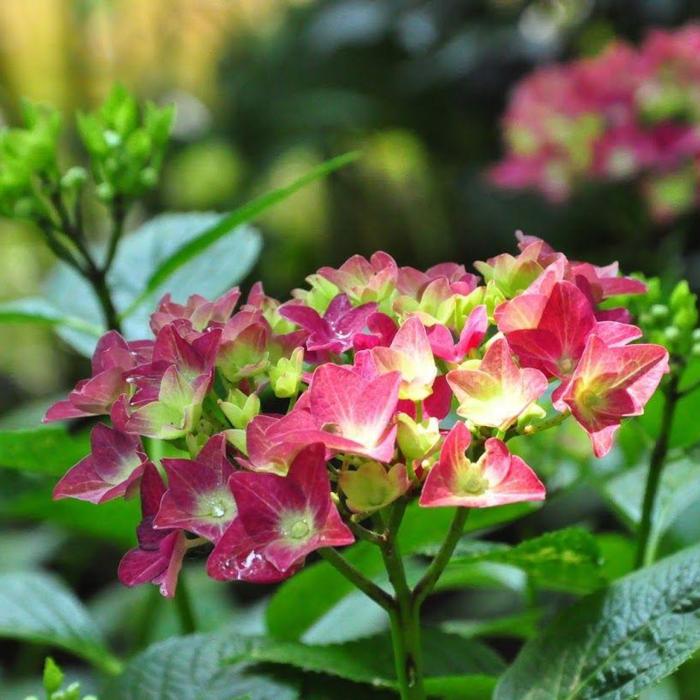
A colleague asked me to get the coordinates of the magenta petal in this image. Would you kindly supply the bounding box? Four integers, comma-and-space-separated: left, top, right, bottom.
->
118, 530, 186, 598
424, 375, 452, 420
207, 519, 301, 583
44, 400, 92, 422
53, 424, 148, 504
308, 364, 400, 452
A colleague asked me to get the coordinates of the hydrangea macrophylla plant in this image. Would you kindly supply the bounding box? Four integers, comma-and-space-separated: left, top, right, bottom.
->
490, 24, 700, 221
48, 235, 667, 700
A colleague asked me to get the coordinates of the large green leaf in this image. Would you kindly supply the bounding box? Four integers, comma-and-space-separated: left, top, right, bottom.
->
266, 501, 538, 642
0, 297, 102, 336
0, 571, 120, 674
103, 633, 298, 700
0, 425, 90, 475
0, 526, 64, 572
440, 528, 605, 595
45, 214, 262, 356
495, 543, 700, 700
251, 629, 504, 693
0, 480, 138, 546
603, 457, 700, 560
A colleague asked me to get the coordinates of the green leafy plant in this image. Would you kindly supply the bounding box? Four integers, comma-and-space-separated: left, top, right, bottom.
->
4, 87, 700, 700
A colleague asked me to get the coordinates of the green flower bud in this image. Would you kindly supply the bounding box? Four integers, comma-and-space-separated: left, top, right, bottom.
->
43, 657, 64, 694
140, 166, 158, 188
669, 280, 693, 311
225, 428, 247, 455
219, 389, 260, 430
664, 326, 680, 342
96, 182, 114, 202
516, 402, 548, 433
60, 166, 88, 191
396, 413, 440, 462
103, 129, 121, 148
269, 347, 304, 399
650, 304, 669, 320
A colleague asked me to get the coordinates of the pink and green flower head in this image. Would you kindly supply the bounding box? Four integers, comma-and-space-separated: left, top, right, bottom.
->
562, 334, 669, 457
154, 434, 237, 542
225, 443, 354, 573
318, 252, 398, 305
339, 461, 410, 514
53, 424, 148, 504
361, 316, 437, 401
447, 337, 548, 430
420, 422, 545, 508
118, 462, 186, 598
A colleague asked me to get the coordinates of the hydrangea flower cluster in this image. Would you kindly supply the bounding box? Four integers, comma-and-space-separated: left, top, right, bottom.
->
490, 25, 700, 220
47, 235, 668, 597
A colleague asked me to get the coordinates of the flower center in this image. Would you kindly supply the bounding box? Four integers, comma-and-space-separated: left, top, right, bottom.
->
456, 463, 489, 496
290, 520, 311, 539
280, 511, 314, 541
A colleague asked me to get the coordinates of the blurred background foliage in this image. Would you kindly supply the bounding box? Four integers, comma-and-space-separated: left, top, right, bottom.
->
3, 0, 700, 697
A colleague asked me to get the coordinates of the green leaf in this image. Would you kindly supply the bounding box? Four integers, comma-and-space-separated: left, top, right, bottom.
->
0, 571, 120, 674
495, 542, 700, 700
266, 504, 455, 642
0, 426, 90, 475
124, 151, 358, 317
0, 480, 138, 546
0, 297, 102, 335
441, 609, 543, 641
603, 457, 700, 558
0, 526, 64, 572
440, 528, 605, 595
104, 633, 299, 700
424, 675, 498, 700
266, 501, 537, 642
44, 214, 263, 356
250, 629, 504, 690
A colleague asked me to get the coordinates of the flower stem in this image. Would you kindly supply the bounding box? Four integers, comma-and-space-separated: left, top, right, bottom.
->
379, 499, 426, 700
412, 507, 469, 608
635, 372, 680, 569
318, 547, 394, 611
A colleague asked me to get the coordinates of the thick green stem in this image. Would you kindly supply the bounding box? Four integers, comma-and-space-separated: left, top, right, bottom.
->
380, 500, 425, 700
388, 603, 425, 700
635, 373, 680, 568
